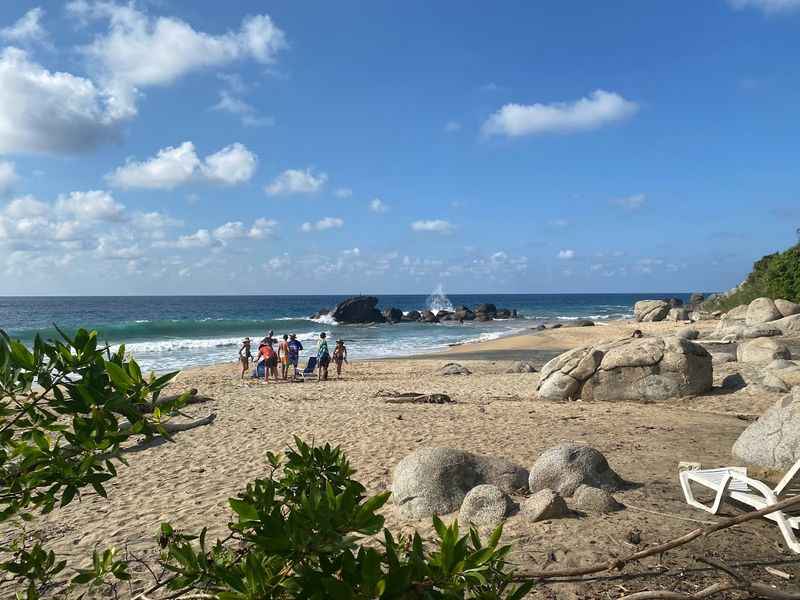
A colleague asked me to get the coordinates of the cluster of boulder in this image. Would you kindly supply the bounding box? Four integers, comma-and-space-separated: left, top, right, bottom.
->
392, 444, 624, 528
633, 294, 718, 323
536, 334, 713, 402
714, 297, 800, 340
310, 296, 518, 324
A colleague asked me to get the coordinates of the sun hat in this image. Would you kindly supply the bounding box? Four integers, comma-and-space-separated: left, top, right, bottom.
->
243, 337, 251, 343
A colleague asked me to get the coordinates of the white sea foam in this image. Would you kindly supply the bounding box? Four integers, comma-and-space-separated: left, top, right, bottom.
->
310, 314, 339, 325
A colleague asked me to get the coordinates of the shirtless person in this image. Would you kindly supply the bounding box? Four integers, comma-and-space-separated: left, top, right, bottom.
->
332, 340, 348, 379
238, 337, 253, 380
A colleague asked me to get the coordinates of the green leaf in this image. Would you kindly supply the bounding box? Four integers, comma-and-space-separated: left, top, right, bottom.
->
105, 362, 133, 389
229, 499, 259, 522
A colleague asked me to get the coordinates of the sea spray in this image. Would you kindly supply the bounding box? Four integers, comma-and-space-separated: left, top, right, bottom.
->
426, 284, 454, 314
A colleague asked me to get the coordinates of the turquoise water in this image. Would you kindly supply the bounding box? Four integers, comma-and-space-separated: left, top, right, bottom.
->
0, 293, 690, 372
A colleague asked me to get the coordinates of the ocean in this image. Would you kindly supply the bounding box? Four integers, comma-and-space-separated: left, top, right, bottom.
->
0, 292, 689, 372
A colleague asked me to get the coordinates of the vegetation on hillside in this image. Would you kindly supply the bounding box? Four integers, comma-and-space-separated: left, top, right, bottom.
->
703, 243, 800, 312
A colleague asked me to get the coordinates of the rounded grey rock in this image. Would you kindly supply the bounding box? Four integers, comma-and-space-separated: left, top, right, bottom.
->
458, 484, 509, 528
571, 485, 624, 513
521, 489, 569, 522
528, 444, 624, 497
392, 448, 528, 519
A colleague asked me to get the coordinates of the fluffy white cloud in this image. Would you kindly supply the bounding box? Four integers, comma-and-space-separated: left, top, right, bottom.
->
334, 188, 352, 198
0, 161, 19, 195
69, 2, 287, 119
0, 48, 122, 154
266, 168, 327, 196
107, 141, 257, 189
611, 193, 646, 210
482, 90, 638, 137
164, 229, 215, 249
131, 211, 183, 231
369, 198, 389, 213
728, 0, 800, 12
1, 8, 48, 45
55, 190, 125, 221
201, 143, 257, 184
557, 249, 576, 260
300, 217, 343, 232
411, 219, 454, 234
3, 195, 48, 219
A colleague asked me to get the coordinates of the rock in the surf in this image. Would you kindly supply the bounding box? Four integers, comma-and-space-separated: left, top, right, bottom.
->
382, 307, 403, 323
331, 296, 386, 323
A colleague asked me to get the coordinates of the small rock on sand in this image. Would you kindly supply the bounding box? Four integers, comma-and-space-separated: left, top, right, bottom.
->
528, 443, 624, 497
571, 485, 624, 514
437, 362, 472, 376
506, 361, 537, 373
520, 489, 569, 522
458, 484, 509, 528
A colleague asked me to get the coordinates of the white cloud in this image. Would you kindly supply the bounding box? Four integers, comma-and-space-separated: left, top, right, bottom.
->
728, 0, 800, 12
3, 195, 48, 219
55, 190, 125, 221
334, 188, 352, 198
444, 120, 462, 133
1, 8, 48, 46
212, 90, 274, 127
107, 141, 257, 189
0, 47, 123, 154
69, 2, 287, 119
557, 249, 576, 260
482, 90, 638, 137
266, 168, 327, 196
162, 228, 215, 249
369, 198, 389, 213
411, 219, 454, 234
201, 143, 257, 184
0, 161, 19, 195
611, 193, 646, 210
213, 218, 276, 241
131, 211, 183, 231
300, 217, 343, 232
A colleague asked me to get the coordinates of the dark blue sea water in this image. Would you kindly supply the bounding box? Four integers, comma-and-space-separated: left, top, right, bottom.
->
0, 292, 690, 371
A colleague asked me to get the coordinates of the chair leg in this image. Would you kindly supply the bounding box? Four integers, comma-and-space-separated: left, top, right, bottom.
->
680, 472, 732, 515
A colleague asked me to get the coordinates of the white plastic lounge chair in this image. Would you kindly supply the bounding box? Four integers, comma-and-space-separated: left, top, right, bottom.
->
680, 460, 800, 553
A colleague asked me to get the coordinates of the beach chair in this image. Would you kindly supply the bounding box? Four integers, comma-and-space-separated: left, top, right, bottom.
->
295, 356, 318, 381
680, 460, 800, 553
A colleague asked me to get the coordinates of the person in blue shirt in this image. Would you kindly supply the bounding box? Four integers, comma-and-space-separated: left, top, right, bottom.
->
287, 333, 303, 379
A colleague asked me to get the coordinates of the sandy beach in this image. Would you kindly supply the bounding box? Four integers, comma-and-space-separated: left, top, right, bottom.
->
14, 319, 800, 598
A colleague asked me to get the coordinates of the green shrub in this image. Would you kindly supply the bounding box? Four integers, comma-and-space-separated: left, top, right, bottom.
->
703, 243, 800, 312
1, 328, 532, 599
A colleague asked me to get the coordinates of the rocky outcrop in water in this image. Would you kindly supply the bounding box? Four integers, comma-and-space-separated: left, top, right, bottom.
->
331, 296, 386, 323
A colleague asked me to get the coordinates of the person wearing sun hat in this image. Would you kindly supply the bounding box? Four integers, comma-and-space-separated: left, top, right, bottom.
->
332, 339, 348, 379
238, 337, 253, 380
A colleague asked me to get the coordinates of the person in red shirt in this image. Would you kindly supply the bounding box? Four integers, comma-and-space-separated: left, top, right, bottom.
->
259, 340, 279, 383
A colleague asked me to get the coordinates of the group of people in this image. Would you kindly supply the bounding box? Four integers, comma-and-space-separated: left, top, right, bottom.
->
238, 330, 348, 383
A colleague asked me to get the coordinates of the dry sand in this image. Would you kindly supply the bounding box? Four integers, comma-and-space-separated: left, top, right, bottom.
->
10, 320, 800, 598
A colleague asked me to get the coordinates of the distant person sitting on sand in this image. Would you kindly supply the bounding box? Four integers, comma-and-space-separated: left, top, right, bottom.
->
288, 333, 303, 378
317, 332, 330, 381
238, 337, 253, 380
332, 340, 348, 379
259, 340, 279, 383
632, 329, 643, 339
278, 334, 290, 380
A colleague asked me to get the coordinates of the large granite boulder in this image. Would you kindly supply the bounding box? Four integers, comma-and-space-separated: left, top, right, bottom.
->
383, 307, 403, 323
528, 444, 624, 497
403, 310, 421, 322
732, 388, 800, 470
775, 299, 800, 318
746, 297, 782, 326
663, 297, 684, 308
392, 448, 528, 519
668, 308, 690, 321
769, 314, 800, 335
458, 484, 509, 528
736, 338, 791, 364
331, 296, 386, 323
634, 300, 670, 322
536, 336, 713, 402
475, 303, 497, 317
689, 293, 705, 307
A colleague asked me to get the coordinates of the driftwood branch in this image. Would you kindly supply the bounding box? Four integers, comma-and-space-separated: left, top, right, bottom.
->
384, 394, 454, 405
120, 413, 217, 435
136, 389, 214, 414
519, 494, 800, 580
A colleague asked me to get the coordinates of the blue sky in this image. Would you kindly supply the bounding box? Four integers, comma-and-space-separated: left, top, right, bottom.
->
0, 0, 799, 295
